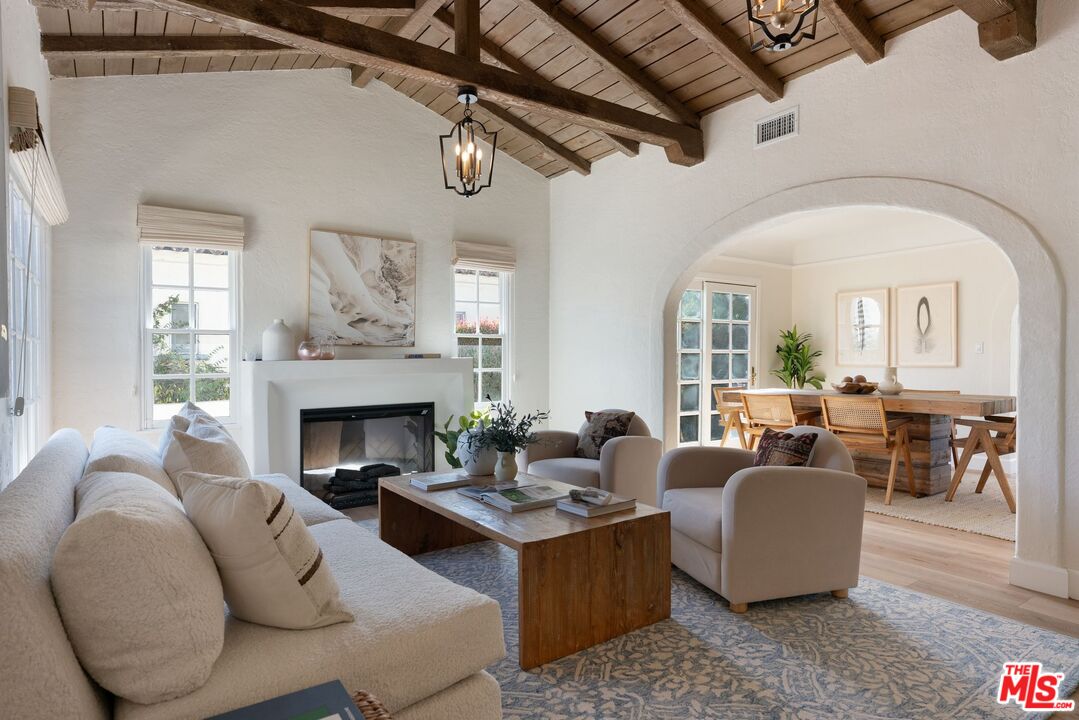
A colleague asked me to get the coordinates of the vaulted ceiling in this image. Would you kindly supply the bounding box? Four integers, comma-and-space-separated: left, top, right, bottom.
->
35, 0, 1036, 178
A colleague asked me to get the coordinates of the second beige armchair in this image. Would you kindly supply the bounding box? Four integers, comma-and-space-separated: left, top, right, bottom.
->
518, 410, 662, 503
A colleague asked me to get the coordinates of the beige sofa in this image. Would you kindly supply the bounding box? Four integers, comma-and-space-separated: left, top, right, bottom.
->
0, 429, 506, 719
519, 410, 662, 503
657, 426, 866, 612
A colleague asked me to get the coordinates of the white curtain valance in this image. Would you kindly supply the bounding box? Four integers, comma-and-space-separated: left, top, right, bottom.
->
137, 204, 245, 251
8, 86, 69, 226
452, 240, 515, 272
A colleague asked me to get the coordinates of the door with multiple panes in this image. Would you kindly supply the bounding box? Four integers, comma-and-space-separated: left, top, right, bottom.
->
677, 281, 757, 446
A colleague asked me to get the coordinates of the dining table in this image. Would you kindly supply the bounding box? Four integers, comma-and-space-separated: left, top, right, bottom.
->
720, 388, 1016, 496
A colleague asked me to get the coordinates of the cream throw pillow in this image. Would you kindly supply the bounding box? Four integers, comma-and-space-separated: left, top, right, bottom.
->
86, 425, 177, 497
178, 473, 354, 630
164, 415, 251, 486
52, 471, 225, 704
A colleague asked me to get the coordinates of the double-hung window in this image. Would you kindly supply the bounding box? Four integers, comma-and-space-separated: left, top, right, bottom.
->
141, 245, 239, 427
453, 268, 511, 408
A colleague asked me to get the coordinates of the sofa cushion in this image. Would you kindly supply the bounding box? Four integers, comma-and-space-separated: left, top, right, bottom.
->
575, 410, 636, 459
166, 417, 251, 485
114, 519, 506, 720
255, 474, 347, 526
86, 425, 176, 496
662, 487, 725, 553
52, 471, 225, 704
177, 473, 353, 630
752, 428, 818, 468
528, 456, 601, 488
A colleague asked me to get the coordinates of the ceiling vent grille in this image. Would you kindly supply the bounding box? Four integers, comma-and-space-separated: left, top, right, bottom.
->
755, 107, 798, 147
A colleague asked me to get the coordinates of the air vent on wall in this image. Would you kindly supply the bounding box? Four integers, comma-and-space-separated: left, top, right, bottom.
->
755, 107, 799, 147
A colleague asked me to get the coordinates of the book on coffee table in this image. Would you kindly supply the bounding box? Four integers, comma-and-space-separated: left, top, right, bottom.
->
556, 495, 636, 517
481, 485, 569, 512
456, 479, 534, 501
409, 472, 474, 492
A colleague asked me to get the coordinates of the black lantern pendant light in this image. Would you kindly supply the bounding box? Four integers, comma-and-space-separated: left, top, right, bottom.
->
746, 0, 820, 52
439, 86, 497, 198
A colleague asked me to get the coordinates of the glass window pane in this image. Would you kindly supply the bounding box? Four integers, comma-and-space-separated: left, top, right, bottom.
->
153, 379, 190, 421
731, 324, 749, 350
454, 269, 477, 302
732, 294, 750, 321
153, 333, 190, 374
195, 335, 230, 374
193, 249, 229, 288
711, 414, 726, 442
481, 371, 502, 402
712, 293, 730, 321
152, 247, 189, 286
455, 303, 478, 334
456, 337, 478, 369
195, 378, 230, 418
680, 321, 701, 350
680, 290, 701, 320
679, 415, 699, 444
680, 384, 699, 412
731, 353, 749, 381
480, 337, 502, 369
477, 271, 500, 302
712, 323, 729, 350
152, 288, 190, 329
711, 353, 729, 381
193, 288, 230, 330
478, 304, 500, 334
473, 372, 480, 403
680, 353, 700, 381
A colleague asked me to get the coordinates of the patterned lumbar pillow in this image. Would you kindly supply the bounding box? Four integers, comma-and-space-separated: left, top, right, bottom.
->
576, 410, 636, 460
164, 415, 251, 488
177, 473, 354, 630
752, 428, 818, 467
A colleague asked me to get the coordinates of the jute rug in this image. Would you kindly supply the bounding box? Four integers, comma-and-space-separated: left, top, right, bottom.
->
396, 533, 1078, 719
864, 475, 1016, 541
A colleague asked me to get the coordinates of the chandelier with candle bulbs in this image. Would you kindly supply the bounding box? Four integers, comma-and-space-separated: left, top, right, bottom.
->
439, 86, 497, 198
746, 0, 820, 52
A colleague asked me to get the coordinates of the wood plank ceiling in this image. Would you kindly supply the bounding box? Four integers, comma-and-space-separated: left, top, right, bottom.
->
36, 0, 969, 178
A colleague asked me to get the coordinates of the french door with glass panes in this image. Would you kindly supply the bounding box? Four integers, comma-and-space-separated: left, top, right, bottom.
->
677, 282, 757, 446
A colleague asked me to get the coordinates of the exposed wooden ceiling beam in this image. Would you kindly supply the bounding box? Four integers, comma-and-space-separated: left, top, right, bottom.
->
453, 0, 479, 62
350, 0, 443, 87
41, 34, 295, 58
431, 7, 639, 157
953, 0, 1036, 60
476, 101, 590, 175
819, 0, 884, 64
32, 0, 417, 14
655, 0, 783, 102
514, 0, 700, 127
144, 0, 703, 163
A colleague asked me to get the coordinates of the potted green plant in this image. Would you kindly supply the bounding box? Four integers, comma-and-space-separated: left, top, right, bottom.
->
772, 326, 826, 389
466, 401, 550, 482
433, 410, 491, 473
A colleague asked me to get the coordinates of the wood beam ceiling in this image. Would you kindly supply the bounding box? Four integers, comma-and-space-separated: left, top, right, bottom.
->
654, 0, 783, 102
42, 34, 295, 58
953, 0, 1036, 60
819, 0, 884, 64
350, 0, 444, 88
142, 0, 704, 164
32, 0, 417, 14
513, 0, 701, 127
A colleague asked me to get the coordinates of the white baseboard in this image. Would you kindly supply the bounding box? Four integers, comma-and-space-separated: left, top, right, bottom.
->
1009, 557, 1071, 599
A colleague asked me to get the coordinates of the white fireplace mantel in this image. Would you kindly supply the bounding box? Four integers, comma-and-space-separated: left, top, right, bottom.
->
239, 358, 472, 477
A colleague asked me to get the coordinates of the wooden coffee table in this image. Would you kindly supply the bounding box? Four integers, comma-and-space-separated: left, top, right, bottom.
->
378, 473, 671, 669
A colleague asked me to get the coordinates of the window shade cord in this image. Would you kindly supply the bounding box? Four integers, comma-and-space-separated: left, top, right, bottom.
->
12, 149, 39, 417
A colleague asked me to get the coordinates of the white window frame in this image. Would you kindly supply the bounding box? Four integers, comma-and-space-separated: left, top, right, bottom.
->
140, 245, 240, 429
452, 268, 512, 410
7, 177, 49, 473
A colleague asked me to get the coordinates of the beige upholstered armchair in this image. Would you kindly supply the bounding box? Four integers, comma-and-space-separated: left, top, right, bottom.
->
657, 426, 866, 613
518, 410, 662, 503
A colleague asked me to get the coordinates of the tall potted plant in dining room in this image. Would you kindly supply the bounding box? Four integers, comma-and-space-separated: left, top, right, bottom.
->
772, 326, 826, 389
466, 401, 550, 482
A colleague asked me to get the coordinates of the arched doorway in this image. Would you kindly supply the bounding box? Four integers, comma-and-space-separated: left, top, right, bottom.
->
657, 177, 1066, 597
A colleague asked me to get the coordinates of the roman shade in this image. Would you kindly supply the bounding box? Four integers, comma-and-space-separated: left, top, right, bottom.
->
452, 240, 515, 272
137, 205, 245, 251
8, 87, 68, 226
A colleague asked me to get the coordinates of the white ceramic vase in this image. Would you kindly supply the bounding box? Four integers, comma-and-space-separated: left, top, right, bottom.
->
456, 431, 497, 476
878, 366, 904, 395
261, 319, 293, 361
493, 451, 519, 483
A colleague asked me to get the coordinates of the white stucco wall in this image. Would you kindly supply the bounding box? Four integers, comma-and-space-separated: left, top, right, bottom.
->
549, 7, 1078, 597
48, 70, 550, 442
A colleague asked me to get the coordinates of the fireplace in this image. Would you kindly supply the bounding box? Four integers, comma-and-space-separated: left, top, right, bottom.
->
300, 402, 435, 509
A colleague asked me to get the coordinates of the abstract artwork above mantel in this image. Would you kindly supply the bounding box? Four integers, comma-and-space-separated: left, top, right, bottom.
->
308, 229, 416, 347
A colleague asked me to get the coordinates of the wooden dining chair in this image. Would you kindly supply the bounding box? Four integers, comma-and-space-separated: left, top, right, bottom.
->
945, 415, 1017, 513
820, 395, 915, 505
740, 394, 820, 450
902, 389, 961, 467
712, 387, 747, 449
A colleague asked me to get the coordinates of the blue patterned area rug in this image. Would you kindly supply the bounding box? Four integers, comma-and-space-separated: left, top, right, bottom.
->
359, 522, 1079, 718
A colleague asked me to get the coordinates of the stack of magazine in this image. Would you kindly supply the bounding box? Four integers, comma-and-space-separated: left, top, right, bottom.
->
556, 494, 636, 517
457, 480, 569, 513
